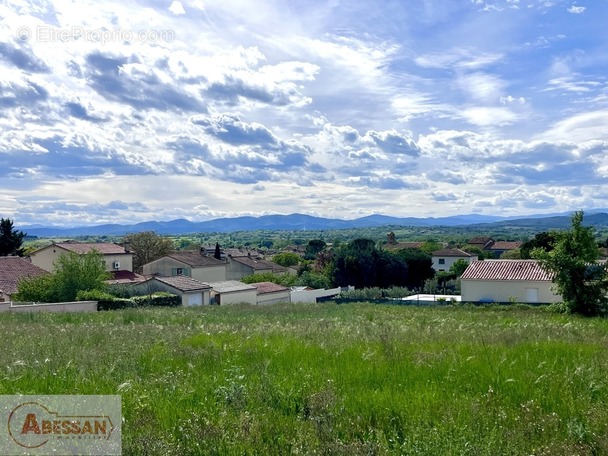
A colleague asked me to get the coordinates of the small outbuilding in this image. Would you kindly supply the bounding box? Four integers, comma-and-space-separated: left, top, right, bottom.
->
207, 280, 258, 305
252, 282, 291, 305
134, 275, 212, 306
460, 260, 561, 304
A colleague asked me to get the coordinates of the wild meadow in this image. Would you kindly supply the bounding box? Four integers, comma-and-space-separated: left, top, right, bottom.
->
1, 303, 608, 455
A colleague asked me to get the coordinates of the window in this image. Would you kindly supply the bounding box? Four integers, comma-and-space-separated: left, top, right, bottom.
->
438, 258, 445, 265
176, 268, 184, 275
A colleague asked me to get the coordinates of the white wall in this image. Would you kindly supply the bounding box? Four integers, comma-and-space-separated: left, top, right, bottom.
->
432, 255, 477, 272
257, 291, 291, 305
290, 287, 343, 304
461, 280, 560, 303
9, 301, 98, 312
212, 289, 258, 305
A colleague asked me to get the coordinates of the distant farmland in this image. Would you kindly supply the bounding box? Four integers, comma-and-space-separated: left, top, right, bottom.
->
1, 303, 607, 455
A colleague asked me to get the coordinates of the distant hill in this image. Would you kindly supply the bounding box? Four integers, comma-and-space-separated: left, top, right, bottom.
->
20, 211, 608, 237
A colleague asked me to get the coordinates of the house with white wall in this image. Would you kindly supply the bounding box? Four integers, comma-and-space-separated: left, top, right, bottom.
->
460, 260, 561, 304
431, 248, 477, 272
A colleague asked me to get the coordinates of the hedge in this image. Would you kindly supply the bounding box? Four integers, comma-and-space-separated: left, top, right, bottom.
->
77, 290, 181, 311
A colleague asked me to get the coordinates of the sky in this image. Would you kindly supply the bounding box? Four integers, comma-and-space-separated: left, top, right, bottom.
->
0, 0, 607, 227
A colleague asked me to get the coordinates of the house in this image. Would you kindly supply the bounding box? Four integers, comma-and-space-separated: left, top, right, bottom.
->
383, 232, 425, 251
142, 251, 227, 283
226, 255, 293, 280
253, 282, 291, 305
431, 248, 478, 272
133, 276, 212, 306
0, 257, 48, 302
207, 280, 258, 305
485, 241, 522, 257
30, 241, 134, 274
460, 260, 560, 304
467, 237, 494, 250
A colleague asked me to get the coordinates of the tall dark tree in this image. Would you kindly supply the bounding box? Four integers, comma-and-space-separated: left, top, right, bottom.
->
0, 218, 26, 256
304, 239, 327, 260
394, 248, 435, 289
332, 238, 408, 288
214, 242, 222, 260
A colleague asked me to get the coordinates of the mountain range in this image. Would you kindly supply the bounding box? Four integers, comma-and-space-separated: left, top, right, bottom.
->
20, 210, 608, 237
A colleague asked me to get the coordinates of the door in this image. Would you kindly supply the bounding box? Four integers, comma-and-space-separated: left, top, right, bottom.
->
525, 288, 539, 303
187, 293, 203, 306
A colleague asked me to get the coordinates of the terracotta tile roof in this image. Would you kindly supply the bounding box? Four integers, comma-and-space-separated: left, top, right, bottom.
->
167, 252, 226, 267
0, 257, 48, 295
230, 256, 287, 272
207, 280, 257, 293
252, 281, 289, 294
461, 260, 553, 281
432, 248, 475, 257
52, 242, 128, 255
486, 241, 522, 251
107, 270, 146, 285
154, 275, 211, 291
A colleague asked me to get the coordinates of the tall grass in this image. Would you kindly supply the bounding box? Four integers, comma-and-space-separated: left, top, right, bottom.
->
1, 303, 608, 454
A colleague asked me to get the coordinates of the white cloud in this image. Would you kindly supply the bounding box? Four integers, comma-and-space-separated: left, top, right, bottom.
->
169, 1, 186, 15
567, 5, 585, 14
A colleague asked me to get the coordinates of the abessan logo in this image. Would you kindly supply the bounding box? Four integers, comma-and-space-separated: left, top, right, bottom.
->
1, 395, 121, 456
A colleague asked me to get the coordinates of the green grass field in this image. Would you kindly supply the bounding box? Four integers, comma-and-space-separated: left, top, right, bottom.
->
1, 303, 608, 455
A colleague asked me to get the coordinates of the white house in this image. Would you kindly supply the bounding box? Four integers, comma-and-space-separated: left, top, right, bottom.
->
460, 260, 561, 304
431, 248, 478, 272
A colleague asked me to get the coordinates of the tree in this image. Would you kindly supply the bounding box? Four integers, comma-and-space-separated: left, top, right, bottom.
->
304, 239, 327, 260
332, 238, 408, 289
123, 231, 175, 273
214, 242, 222, 260
0, 218, 26, 256
532, 211, 608, 316
272, 252, 301, 267
449, 258, 470, 277
394, 248, 435, 289
15, 250, 110, 302
520, 232, 557, 259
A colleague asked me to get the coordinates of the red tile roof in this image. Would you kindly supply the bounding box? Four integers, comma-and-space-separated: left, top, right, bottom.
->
107, 270, 146, 285
461, 260, 553, 281
0, 257, 48, 295
252, 281, 289, 294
